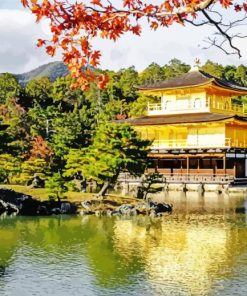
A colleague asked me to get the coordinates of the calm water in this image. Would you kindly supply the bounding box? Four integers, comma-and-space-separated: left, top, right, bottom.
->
1, 192, 247, 296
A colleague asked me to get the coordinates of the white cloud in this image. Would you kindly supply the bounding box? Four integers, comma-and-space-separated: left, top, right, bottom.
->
0, 9, 55, 73
92, 21, 247, 71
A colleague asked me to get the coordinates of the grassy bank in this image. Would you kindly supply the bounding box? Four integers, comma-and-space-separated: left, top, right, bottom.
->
0, 185, 137, 203
0, 185, 92, 202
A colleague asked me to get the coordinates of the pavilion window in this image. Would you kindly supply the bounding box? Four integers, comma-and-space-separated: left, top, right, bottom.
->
189, 158, 198, 169
194, 98, 201, 108
201, 159, 211, 169
226, 159, 235, 169
216, 159, 223, 169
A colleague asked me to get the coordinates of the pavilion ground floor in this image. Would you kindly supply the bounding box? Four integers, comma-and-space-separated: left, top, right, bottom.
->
146, 148, 247, 184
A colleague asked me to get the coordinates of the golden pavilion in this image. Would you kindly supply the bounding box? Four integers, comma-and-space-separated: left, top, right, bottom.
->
125, 70, 247, 183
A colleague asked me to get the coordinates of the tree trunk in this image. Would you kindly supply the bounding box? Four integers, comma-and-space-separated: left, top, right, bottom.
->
97, 181, 110, 198
97, 170, 121, 198
144, 183, 151, 200
56, 194, 61, 203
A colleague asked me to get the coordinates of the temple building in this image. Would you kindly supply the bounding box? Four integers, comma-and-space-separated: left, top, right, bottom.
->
125, 70, 247, 183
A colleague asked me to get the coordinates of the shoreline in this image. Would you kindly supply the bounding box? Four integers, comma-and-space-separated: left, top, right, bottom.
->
0, 186, 172, 217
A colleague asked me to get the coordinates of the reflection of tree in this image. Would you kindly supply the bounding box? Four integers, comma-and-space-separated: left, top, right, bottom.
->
0, 218, 20, 271
0, 266, 6, 278
80, 217, 144, 288
0, 216, 144, 289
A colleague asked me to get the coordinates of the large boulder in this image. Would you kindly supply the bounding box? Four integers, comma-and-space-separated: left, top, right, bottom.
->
0, 188, 77, 216
149, 201, 173, 214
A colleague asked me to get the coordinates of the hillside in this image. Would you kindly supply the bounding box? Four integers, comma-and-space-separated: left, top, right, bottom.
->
14, 61, 69, 84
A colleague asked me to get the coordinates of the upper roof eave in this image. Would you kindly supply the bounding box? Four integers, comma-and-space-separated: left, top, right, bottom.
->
138, 80, 213, 92
138, 70, 247, 94
212, 80, 247, 95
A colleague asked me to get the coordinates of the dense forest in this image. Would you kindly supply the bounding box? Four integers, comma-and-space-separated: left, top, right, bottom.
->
1, 59, 247, 197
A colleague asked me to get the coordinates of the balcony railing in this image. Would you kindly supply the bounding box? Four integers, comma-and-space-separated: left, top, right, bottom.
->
118, 172, 234, 184
148, 98, 247, 116
151, 138, 236, 149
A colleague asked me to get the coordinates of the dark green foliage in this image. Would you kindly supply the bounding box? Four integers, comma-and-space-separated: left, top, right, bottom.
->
137, 173, 164, 200
129, 94, 159, 117
0, 59, 247, 192
139, 62, 165, 85
0, 73, 21, 104
139, 59, 191, 85
0, 118, 12, 154
50, 111, 85, 158
52, 75, 87, 112
76, 122, 151, 196
117, 67, 139, 102
16, 158, 49, 185
0, 154, 20, 183
234, 65, 247, 86
200, 60, 225, 78
163, 58, 191, 79
25, 77, 53, 108
46, 172, 67, 201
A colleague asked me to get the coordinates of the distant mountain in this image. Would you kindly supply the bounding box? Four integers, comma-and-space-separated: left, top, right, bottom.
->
14, 61, 69, 84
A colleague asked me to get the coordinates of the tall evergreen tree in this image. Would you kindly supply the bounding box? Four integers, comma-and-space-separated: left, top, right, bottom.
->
65, 122, 151, 197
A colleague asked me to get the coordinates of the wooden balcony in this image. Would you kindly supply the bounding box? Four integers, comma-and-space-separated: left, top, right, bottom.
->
148, 97, 246, 117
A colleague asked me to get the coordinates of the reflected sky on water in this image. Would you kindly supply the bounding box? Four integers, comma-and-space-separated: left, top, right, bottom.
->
1, 192, 247, 296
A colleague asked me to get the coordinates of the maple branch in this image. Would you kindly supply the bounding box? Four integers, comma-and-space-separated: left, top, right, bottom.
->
203, 37, 238, 56
201, 9, 242, 58
85, 0, 215, 18
184, 19, 210, 27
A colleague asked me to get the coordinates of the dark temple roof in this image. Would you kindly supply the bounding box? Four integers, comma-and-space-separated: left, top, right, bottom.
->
139, 70, 247, 93
121, 113, 247, 126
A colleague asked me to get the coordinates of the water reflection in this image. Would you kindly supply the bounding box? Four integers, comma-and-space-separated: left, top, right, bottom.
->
154, 191, 246, 215
0, 266, 5, 278
0, 192, 247, 295
113, 214, 247, 295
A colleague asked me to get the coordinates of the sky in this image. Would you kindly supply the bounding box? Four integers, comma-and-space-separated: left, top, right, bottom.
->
0, 0, 247, 74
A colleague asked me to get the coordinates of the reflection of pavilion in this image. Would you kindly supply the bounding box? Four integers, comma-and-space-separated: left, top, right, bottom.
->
113, 215, 247, 295
152, 191, 246, 215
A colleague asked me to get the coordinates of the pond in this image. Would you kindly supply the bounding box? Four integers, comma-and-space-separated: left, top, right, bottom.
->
1, 192, 247, 296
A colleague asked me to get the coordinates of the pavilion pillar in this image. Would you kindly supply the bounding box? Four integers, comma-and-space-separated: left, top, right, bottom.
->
233, 162, 236, 178
186, 156, 189, 175
213, 159, 217, 175
223, 156, 226, 175
197, 158, 200, 173
154, 159, 158, 173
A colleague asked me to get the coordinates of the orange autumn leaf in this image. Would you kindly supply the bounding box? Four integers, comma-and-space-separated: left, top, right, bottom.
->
37, 38, 46, 47
132, 24, 141, 35
21, 0, 29, 7
91, 0, 102, 5
90, 50, 101, 67
46, 45, 56, 56
30, 136, 53, 161
150, 21, 159, 30
220, 0, 233, 8
97, 74, 109, 90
